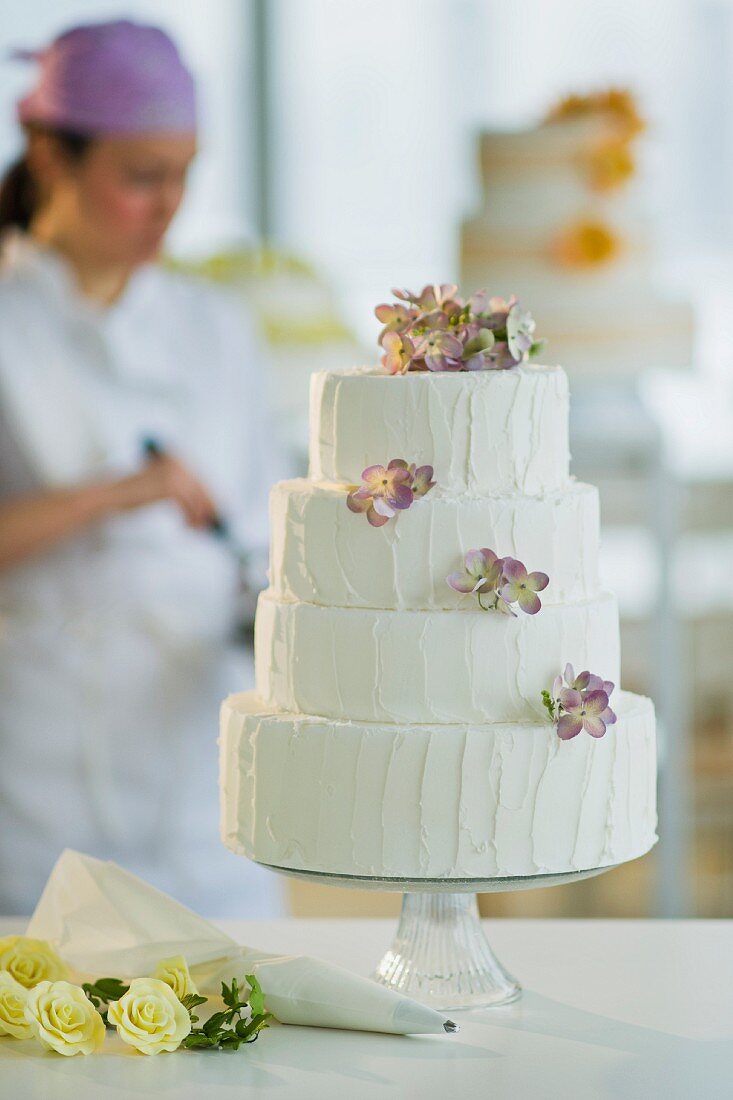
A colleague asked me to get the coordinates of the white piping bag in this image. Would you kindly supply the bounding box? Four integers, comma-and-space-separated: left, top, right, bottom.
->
26, 850, 457, 1036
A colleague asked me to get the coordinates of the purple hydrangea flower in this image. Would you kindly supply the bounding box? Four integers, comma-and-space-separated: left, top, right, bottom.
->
447, 548, 505, 598
411, 465, 436, 497
500, 558, 550, 616
447, 549, 550, 615
346, 459, 435, 526
542, 665, 617, 738
557, 689, 612, 740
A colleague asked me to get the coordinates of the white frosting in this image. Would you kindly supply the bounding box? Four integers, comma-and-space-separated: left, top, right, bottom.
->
255, 589, 620, 725
270, 478, 600, 608
221, 347, 658, 879
220, 690, 657, 879
308, 366, 570, 495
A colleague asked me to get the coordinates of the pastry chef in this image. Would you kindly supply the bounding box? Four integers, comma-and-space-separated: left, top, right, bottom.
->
0, 21, 283, 916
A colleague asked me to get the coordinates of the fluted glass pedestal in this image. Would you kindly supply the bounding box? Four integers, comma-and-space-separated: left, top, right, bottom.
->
374, 892, 519, 1007
259, 863, 615, 1011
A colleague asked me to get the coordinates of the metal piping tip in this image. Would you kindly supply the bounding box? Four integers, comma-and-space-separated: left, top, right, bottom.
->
443, 1019, 460, 1033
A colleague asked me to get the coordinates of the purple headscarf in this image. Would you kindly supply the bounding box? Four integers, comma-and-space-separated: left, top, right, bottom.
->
13, 20, 197, 135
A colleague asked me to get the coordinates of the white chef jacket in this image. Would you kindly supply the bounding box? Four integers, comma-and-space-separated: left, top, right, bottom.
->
0, 231, 284, 917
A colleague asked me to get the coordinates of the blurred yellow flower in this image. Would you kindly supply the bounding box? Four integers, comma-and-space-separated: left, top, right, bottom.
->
0, 936, 69, 989
151, 955, 198, 1001
550, 219, 621, 268
586, 139, 635, 192
547, 87, 645, 137
108, 977, 191, 1055
0, 970, 33, 1038
24, 980, 105, 1056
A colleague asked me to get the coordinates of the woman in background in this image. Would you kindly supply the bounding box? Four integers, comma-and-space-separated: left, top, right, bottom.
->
0, 21, 283, 916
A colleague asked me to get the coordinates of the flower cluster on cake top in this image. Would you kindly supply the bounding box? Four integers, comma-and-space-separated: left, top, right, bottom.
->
542, 663, 617, 740
375, 285, 544, 374
346, 459, 435, 527
447, 548, 549, 617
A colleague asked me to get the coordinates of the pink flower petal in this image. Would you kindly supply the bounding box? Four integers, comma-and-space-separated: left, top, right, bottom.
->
372, 497, 396, 518
381, 331, 401, 349
388, 484, 414, 510
387, 458, 409, 471
367, 505, 390, 527
499, 582, 520, 605
600, 707, 617, 726
527, 571, 549, 592
582, 690, 609, 717
347, 491, 371, 513
501, 557, 527, 583
583, 716, 607, 738
517, 588, 541, 615
557, 714, 583, 740
563, 663, 575, 688
559, 688, 582, 712
480, 548, 500, 567
465, 548, 488, 576
361, 464, 387, 483
447, 571, 476, 594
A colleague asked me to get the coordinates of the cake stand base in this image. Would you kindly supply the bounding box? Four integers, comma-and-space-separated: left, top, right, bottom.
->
374, 892, 519, 1008
259, 862, 615, 1011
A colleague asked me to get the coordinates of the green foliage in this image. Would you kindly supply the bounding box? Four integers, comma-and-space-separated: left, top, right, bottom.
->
179, 975, 272, 1052
82, 977, 130, 1029
541, 688, 556, 722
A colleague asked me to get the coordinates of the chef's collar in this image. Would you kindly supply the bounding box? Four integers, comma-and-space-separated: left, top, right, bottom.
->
0, 228, 157, 322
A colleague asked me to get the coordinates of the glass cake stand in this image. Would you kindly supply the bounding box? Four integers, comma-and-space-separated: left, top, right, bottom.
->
258, 861, 616, 1011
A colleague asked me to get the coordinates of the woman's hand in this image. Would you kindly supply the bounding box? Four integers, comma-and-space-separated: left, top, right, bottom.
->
108, 453, 219, 529
0, 454, 219, 571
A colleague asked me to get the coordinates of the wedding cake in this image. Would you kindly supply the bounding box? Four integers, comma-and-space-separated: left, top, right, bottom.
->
460, 90, 694, 377
220, 287, 657, 880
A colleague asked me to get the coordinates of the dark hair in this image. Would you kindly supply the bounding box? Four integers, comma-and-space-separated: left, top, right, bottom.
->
0, 128, 92, 233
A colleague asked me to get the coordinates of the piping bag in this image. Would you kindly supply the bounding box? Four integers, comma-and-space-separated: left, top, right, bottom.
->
26, 850, 458, 1036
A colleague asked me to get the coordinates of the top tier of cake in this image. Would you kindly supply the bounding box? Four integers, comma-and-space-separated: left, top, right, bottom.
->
309, 364, 570, 496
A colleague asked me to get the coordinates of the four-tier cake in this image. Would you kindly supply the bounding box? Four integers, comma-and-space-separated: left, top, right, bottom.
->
220, 288, 658, 881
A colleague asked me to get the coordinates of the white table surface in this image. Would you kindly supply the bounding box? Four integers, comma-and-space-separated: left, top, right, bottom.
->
1, 917, 731, 1100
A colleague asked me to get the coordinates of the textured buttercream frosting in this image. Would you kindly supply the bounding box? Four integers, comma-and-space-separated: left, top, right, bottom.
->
269, 478, 600, 609
309, 365, 570, 495
220, 360, 658, 880
220, 690, 657, 879
255, 590, 620, 724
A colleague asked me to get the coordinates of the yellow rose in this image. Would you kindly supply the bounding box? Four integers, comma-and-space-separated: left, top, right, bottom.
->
24, 980, 105, 1056
0, 936, 69, 989
0, 970, 33, 1038
108, 978, 191, 1055
151, 955, 198, 1000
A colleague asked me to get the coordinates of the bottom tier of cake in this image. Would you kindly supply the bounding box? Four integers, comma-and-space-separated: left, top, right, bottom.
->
220, 691, 657, 880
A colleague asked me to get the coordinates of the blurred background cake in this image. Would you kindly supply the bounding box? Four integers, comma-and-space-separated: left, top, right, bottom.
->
461, 90, 694, 381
